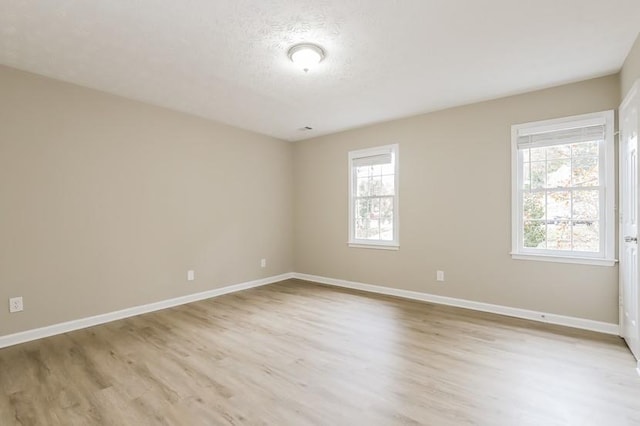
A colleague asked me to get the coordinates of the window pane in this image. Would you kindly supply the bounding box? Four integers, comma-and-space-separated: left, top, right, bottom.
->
354, 196, 395, 241
380, 227, 393, 241
381, 175, 394, 195
547, 144, 571, 159
355, 199, 373, 239
356, 164, 383, 178
572, 141, 598, 157
522, 149, 530, 163
380, 162, 394, 175
356, 198, 381, 240
370, 177, 384, 196
369, 198, 381, 239
355, 166, 368, 178
547, 159, 571, 188
572, 221, 599, 252
370, 177, 383, 196
356, 177, 372, 196
379, 197, 394, 241
547, 191, 571, 220
369, 164, 383, 176
572, 157, 599, 187
355, 218, 369, 240
547, 221, 572, 250
523, 192, 545, 220
530, 161, 546, 189
524, 221, 546, 248
531, 147, 545, 161
573, 190, 599, 220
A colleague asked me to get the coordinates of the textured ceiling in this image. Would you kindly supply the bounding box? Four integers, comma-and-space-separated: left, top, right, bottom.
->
1, 1, 639, 141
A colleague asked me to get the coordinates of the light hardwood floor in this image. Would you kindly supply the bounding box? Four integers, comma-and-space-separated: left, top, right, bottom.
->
1, 279, 639, 425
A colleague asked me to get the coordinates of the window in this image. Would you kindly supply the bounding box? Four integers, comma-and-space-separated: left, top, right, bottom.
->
511, 111, 615, 266
348, 144, 399, 249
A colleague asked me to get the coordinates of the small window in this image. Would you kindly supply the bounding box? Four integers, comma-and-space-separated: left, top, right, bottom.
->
348, 144, 399, 249
511, 111, 615, 266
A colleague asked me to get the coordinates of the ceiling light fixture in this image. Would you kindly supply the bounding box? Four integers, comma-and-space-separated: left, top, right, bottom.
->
288, 43, 325, 73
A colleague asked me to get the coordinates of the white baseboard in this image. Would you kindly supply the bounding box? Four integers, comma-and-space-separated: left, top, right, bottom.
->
292, 273, 620, 336
0, 271, 621, 350
0, 273, 294, 349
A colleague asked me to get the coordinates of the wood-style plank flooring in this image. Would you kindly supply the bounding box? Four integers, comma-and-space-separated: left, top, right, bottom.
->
1, 279, 639, 425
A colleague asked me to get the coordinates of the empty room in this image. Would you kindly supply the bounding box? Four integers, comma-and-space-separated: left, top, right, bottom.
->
2, 1, 640, 424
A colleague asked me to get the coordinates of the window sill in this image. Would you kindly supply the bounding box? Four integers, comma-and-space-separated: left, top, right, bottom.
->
348, 243, 399, 251
511, 253, 617, 267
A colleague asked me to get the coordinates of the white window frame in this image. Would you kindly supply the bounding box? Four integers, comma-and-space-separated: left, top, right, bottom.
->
348, 144, 399, 250
511, 110, 615, 266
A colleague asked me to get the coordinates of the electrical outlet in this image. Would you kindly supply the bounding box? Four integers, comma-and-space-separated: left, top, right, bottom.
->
187, 270, 195, 281
436, 270, 445, 282
9, 297, 23, 313
260, 258, 266, 268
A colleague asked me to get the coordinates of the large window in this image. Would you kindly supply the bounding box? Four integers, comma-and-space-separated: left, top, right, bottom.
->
348, 144, 399, 249
511, 111, 615, 266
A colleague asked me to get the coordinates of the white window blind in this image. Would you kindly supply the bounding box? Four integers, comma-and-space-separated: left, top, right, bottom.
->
351, 153, 392, 168
517, 124, 605, 149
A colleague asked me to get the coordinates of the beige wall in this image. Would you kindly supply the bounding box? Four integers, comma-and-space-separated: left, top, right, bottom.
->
0, 63, 627, 338
0, 66, 293, 336
621, 33, 640, 99
293, 75, 620, 323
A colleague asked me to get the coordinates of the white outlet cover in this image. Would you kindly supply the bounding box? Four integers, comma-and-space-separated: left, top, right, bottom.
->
261, 259, 266, 268
187, 270, 195, 281
9, 296, 24, 313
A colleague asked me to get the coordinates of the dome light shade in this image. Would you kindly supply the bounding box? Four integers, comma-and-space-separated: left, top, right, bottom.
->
288, 44, 325, 73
